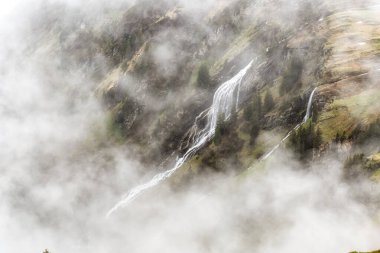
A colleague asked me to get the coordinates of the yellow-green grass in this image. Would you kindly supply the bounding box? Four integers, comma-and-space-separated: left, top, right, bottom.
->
350, 250, 380, 253
333, 89, 380, 119
317, 88, 380, 142
211, 25, 256, 76
325, 9, 380, 82
169, 154, 203, 186
371, 38, 380, 51
371, 169, 380, 182
369, 153, 380, 162
367, 153, 380, 181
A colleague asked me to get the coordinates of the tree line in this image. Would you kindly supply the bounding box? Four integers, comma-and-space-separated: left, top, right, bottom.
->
214, 89, 275, 147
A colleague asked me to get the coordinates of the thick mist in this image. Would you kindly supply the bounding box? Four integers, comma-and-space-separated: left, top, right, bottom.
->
0, 0, 380, 253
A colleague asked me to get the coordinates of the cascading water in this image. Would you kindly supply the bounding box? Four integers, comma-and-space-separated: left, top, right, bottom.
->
106, 60, 254, 217
260, 87, 318, 161
303, 87, 317, 122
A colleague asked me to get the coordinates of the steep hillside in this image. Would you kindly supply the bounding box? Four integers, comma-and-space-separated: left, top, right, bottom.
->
94, 0, 329, 171
45, 0, 379, 185
2, 0, 380, 252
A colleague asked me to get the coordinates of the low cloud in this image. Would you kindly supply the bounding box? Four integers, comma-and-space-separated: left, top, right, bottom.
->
0, 1, 380, 253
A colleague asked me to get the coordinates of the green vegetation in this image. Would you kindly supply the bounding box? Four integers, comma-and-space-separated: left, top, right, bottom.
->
106, 111, 126, 144
197, 63, 212, 89
243, 102, 254, 121
317, 104, 355, 143
343, 152, 380, 179
263, 90, 275, 113
334, 89, 380, 120
288, 120, 322, 159
279, 58, 303, 96
354, 118, 380, 143
278, 94, 307, 123
249, 121, 260, 145
106, 97, 143, 143
371, 168, 380, 181
334, 131, 348, 144
371, 38, 380, 51
366, 153, 380, 171
314, 88, 380, 143
350, 250, 380, 253
344, 153, 365, 169
214, 114, 227, 145
100, 33, 140, 66
243, 92, 263, 145
253, 92, 262, 118
244, 92, 262, 121
211, 25, 256, 76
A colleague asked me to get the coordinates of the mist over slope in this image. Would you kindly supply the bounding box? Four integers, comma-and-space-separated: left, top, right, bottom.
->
0, 0, 380, 253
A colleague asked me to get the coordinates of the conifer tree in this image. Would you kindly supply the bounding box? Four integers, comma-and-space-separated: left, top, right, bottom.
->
249, 120, 260, 145
314, 127, 322, 148
280, 58, 303, 95
254, 92, 262, 119
197, 63, 211, 89
243, 103, 253, 121
263, 91, 275, 113
214, 114, 225, 145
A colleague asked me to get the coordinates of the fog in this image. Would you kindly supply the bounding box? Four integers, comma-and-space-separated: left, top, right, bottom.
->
0, 0, 380, 253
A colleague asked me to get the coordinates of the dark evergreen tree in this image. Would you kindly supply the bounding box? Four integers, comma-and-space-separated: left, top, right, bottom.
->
253, 92, 262, 120
249, 120, 260, 145
314, 127, 322, 148
197, 63, 211, 89
340, 131, 346, 143
335, 132, 341, 143
245, 92, 263, 121
288, 121, 322, 159
230, 109, 238, 125
354, 118, 380, 143
312, 106, 319, 122
280, 58, 303, 96
263, 91, 275, 113
243, 103, 253, 121
214, 114, 225, 145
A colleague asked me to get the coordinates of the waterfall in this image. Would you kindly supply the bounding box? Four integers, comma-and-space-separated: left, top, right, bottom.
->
261, 87, 318, 161
303, 87, 317, 122
106, 60, 254, 217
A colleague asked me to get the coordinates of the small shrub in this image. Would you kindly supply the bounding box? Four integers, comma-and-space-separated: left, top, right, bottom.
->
197, 63, 211, 89
263, 91, 275, 113
280, 58, 303, 96
288, 120, 322, 159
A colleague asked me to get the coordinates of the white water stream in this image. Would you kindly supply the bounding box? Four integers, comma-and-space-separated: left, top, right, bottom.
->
107, 60, 254, 217
261, 87, 318, 161
303, 87, 317, 123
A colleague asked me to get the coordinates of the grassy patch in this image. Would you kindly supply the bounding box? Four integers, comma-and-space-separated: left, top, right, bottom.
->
369, 153, 380, 162
350, 250, 380, 253
317, 88, 380, 142
366, 153, 380, 174
211, 25, 256, 76
370, 169, 380, 182
317, 105, 356, 142
334, 89, 380, 119
171, 154, 203, 184
371, 38, 380, 52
